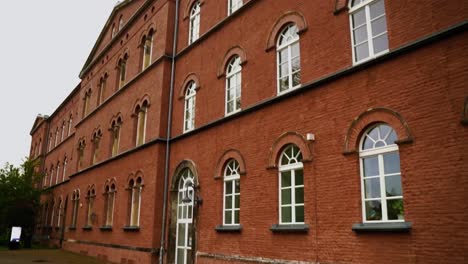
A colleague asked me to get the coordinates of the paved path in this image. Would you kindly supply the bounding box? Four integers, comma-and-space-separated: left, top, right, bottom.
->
0, 249, 107, 264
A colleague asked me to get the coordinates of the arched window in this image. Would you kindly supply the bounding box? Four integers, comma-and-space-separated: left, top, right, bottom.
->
49, 166, 54, 186
142, 30, 154, 70
82, 89, 91, 118
55, 162, 60, 185
119, 16, 124, 31
359, 123, 403, 222
189, 1, 201, 44
129, 177, 143, 227
54, 128, 59, 147
62, 158, 67, 182
86, 187, 96, 227
92, 130, 102, 165
50, 200, 55, 227
175, 168, 195, 264
43, 170, 48, 188
135, 102, 148, 146
77, 140, 85, 170
61, 122, 66, 141
111, 118, 122, 157
104, 183, 116, 226
223, 159, 240, 225
111, 24, 116, 39
57, 198, 63, 228
225, 56, 242, 115
278, 144, 304, 224
71, 190, 80, 228
68, 115, 73, 136
184, 81, 196, 132
97, 74, 107, 106
349, 0, 388, 64
118, 55, 128, 89
228, 0, 243, 15
48, 134, 53, 152
277, 24, 301, 94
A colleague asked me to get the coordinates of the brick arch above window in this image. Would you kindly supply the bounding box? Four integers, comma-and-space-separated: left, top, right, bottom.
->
462, 97, 468, 125
115, 51, 130, 68
267, 132, 313, 169
132, 95, 151, 114
265, 11, 308, 52
171, 159, 199, 191
109, 113, 123, 128
127, 170, 145, 187
183, 0, 205, 20
217, 45, 248, 78
138, 24, 157, 44
178, 73, 200, 99
343, 107, 414, 155
214, 149, 247, 179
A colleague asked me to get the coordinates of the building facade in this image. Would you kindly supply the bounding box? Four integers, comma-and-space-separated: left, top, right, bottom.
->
29, 0, 468, 263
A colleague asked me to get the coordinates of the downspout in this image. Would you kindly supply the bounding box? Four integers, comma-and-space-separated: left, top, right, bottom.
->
159, 0, 179, 263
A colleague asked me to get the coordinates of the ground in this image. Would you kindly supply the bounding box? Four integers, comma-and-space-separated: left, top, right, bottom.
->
0, 249, 106, 264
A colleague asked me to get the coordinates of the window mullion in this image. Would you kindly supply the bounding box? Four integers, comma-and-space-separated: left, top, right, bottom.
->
378, 154, 388, 221
365, 5, 374, 57
291, 169, 296, 223
288, 45, 293, 89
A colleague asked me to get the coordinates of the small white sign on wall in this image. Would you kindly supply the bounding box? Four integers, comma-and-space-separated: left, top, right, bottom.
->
10, 227, 21, 242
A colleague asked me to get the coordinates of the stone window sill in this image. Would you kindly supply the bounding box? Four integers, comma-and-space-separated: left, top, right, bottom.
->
99, 225, 113, 231
270, 224, 309, 233
82, 226, 92, 231
123, 226, 140, 232
352, 222, 412, 233
215, 225, 242, 232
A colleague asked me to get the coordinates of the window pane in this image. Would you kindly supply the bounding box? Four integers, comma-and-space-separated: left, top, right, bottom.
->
291, 57, 300, 72
295, 169, 303, 185
386, 130, 398, 145
371, 16, 387, 36
295, 206, 304, 222
291, 43, 300, 58
352, 9, 366, 27
355, 42, 369, 61
225, 181, 232, 194
365, 200, 382, 221
295, 187, 304, 204
387, 199, 404, 220
383, 152, 400, 174
363, 156, 379, 177
385, 175, 402, 197
280, 63, 289, 78
293, 71, 301, 87
364, 178, 381, 198
370, 0, 385, 19
281, 189, 291, 205
373, 33, 388, 54
177, 249, 185, 264
178, 224, 185, 246
353, 26, 368, 44
234, 194, 240, 209
188, 205, 192, 218
234, 210, 240, 224
280, 49, 288, 63
279, 77, 289, 91
225, 211, 232, 224
225, 196, 232, 209
235, 180, 240, 193
281, 171, 291, 187
281, 207, 292, 223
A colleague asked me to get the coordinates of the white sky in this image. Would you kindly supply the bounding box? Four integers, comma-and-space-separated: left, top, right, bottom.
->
0, 0, 119, 167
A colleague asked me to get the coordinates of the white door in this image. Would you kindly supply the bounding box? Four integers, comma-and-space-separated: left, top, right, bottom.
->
175, 169, 194, 264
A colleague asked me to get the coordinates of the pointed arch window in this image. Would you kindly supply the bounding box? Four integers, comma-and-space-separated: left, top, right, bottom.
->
54, 128, 59, 147
55, 162, 60, 185
61, 122, 66, 141
129, 177, 143, 227
50, 200, 55, 227
57, 198, 63, 228
68, 115, 73, 136
118, 55, 128, 89
77, 140, 86, 170
278, 144, 304, 224
359, 123, 404, 222
49, 166, 54, 186
119, 16, 124, 31
225, 56, 242, 115
277, 24, 301, 94
86, 187, 96, 227
142, 30, 154, 70
111, 118, 122, 157
91, 130, 102, 165
223, 159, 240, 225
104, 183, 116, 226
349, 0, 388, 63
189, 1, 201, 44
71, 190, 80, 228
62, 158, 67, 182
97, 74, 107, 106
135, 102, 148, 146
184, 81, 196, 132
82, 90, 91, 118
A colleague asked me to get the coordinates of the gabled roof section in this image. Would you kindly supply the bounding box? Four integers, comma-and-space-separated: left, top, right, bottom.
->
79, 0, 147, 78
30, 114, 49, 135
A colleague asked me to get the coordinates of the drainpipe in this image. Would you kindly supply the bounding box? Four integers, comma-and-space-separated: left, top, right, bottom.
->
159, 0, 179, 263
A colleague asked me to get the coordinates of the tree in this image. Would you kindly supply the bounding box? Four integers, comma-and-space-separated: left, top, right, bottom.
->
0, 159, 43, 248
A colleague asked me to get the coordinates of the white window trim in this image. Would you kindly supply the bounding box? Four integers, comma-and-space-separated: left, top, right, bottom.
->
276, 25, 301, 95
278, 161, 304, 225
222, 161, 240, 226
349, 0, 389, 65
62, 159, 67, 182
225, 56, 242, 116
189, 1, 201, 44
359, 126, 404, 223
183, 83, 196, 133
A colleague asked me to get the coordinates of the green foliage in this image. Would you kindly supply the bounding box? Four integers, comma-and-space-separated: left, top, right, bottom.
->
0, 159, 43, 246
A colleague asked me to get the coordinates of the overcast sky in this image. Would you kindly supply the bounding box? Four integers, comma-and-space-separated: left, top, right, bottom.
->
0, 1, 119, 167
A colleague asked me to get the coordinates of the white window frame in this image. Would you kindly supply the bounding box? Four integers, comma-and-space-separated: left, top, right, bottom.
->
228, 0, 243, 15
278, 145, 304, 225
189, 1, 201, 44
225, 56, 242, 116
349, 0, 389, 64
183, 82, 196, 133
359, 123, 404, 223
223, 159, 240, 226
276, 24, 301, 95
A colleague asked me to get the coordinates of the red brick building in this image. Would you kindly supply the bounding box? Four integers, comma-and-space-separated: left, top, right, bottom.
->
29, 0, 468, 263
